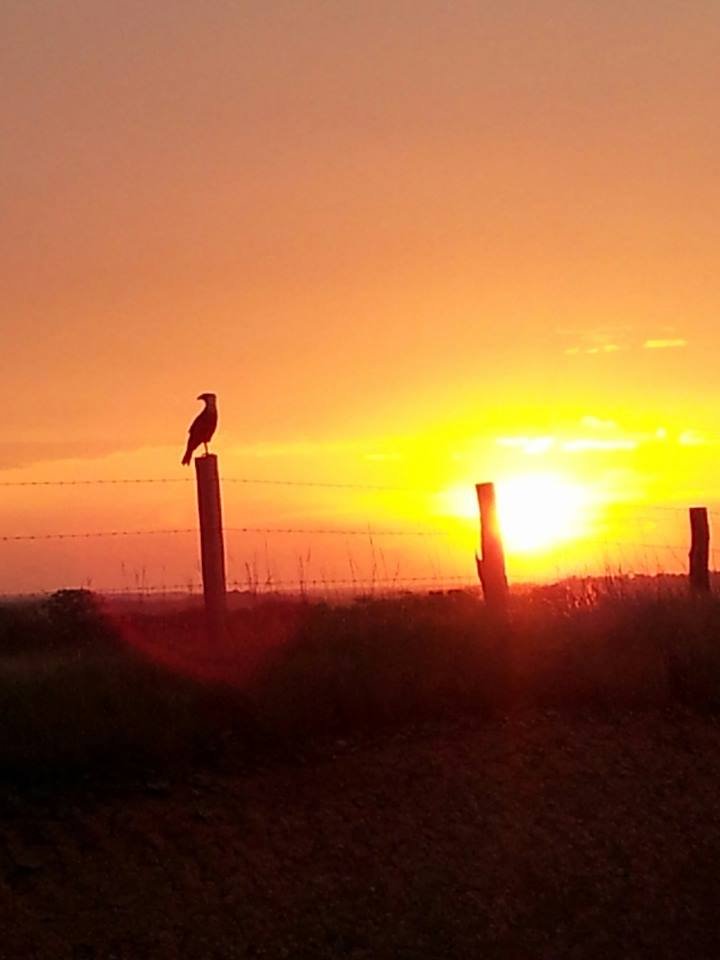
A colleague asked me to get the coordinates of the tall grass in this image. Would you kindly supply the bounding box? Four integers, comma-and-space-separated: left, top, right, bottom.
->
1, 581, 719, 781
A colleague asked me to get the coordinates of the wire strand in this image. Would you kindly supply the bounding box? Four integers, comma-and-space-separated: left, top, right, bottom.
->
225, 527, 448, 537
0, 526, 452, 542
0, 476, 439, 492
91, 574, 477, 594
0, 529, 196, 542
0, 478, 192, 487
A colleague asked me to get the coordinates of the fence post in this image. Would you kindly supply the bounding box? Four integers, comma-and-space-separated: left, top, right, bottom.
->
689, 507, 710, 594
194, 454, 227, 638
475, 482, 509, 612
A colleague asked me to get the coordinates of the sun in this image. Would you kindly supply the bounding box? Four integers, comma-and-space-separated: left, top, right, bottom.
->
496, 472, 589, 552
441, 471, 590, 554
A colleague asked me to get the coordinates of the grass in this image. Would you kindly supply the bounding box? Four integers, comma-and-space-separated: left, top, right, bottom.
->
5, 583, 720, 959
1, 580, 720, 781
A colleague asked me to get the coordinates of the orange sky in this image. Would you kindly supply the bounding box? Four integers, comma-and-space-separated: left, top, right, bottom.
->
3, 1, 720, 592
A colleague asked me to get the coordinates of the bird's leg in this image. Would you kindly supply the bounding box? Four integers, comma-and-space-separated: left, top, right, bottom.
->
204, 442, 209, 456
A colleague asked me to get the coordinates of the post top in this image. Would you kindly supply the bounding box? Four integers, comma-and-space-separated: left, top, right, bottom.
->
194, 453, 219, 474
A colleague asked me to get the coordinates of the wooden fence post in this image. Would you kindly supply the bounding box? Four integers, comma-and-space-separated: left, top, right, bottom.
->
689, 507, 710, 594
476, 482, 509, 611
194, 454, 227, 638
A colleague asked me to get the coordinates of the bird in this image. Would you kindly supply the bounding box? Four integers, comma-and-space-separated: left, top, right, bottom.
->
182, 393, 218, 465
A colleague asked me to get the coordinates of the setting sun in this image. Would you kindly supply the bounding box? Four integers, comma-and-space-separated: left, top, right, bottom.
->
496, 473, 590, 553
441, 472, 591, 555
3, 0, 717, 594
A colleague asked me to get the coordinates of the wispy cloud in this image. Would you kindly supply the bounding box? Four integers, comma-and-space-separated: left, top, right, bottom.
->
561, 438, 638, 452
560, 325, 629, 357
496, 436, 555, 455
580, 416, 619, 431
679, 430, 707, 447
643, 338, 687, 350
497, 424, 637, 456
495, 418, 707, 457
563, 331, 690, 356
230, 441, 356, 459
565, 344, 621, 356
0, 441, 137, 471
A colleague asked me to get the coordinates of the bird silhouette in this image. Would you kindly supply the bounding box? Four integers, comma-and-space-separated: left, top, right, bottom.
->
182, 393, 218, 465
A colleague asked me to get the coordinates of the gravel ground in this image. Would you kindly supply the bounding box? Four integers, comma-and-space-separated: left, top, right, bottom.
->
3, 710, 720, 959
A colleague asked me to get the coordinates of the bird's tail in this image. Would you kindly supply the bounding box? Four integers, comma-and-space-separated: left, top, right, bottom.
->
181, 444, 193, 466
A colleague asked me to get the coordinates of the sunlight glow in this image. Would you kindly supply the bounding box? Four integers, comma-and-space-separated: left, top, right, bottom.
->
441, 472, 591, 554
496, 473, 590, 553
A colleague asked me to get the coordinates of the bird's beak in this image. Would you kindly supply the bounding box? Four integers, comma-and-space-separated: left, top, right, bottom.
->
196, 394, 203, 401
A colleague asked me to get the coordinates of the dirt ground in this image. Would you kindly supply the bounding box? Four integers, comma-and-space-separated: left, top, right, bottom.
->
3, 711, 720, 959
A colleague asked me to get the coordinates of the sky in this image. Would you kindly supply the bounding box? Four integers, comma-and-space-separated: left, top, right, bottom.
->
2, 1, 720, 592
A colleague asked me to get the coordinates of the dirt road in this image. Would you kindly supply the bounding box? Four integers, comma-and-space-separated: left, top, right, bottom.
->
2, 711, 720, 959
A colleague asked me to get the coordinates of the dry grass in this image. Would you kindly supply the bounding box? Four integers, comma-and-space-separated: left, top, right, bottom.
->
1, 580, 719, 780
3, 584, 720, 957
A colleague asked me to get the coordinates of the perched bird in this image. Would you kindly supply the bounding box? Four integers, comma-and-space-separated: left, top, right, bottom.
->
182, 393, 218, 465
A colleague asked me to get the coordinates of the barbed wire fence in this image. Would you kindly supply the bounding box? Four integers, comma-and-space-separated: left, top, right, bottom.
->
0, 473, 476, 598
0, 473, 716, 600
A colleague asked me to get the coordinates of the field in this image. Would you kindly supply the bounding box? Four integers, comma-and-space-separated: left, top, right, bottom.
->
2, 582, 720, 957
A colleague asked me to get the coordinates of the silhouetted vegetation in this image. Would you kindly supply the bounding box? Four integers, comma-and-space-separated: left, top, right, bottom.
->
1, 580, 720, 781
0, 589, 116, 656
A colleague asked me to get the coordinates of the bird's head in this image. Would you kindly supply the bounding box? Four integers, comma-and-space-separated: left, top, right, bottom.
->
197, 392, 217, 404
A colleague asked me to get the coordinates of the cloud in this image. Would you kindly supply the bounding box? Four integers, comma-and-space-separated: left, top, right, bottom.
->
496, 436, 555, 455
643, 339, 687, 350
580, 416, 619, 431
0, 441, 133, 471
560, 325, 630, 356
561, 438, 638, 452
679, 430, 707, 447
229, 440, 356, 459
498, 430, 637, 455
564, 334, 689, 356
565, 344, 621, 356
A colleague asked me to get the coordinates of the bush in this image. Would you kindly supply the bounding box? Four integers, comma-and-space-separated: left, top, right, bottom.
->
0, 589, 116, 656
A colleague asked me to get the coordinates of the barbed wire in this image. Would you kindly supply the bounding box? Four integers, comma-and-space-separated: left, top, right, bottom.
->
25, 558, 720, 597
604, 503, 697, 513
229, 575, 474, 588
226, 527, 448, 537
0, 478, 192, 487
584, 540, 691, 551
0, 574, 475, 597
0, 584, 201, 598
0, 525, 452, 542
0, 528, 197, 542
0, 476, 439, 492
90, 574, 476, 595
4, 475, 719, 522
0, 527, 702, 551
3, 472, 720, 508
8, 552, 720, 598
100, 584, 201, 595
224, 478, 439, 492
1, 471, 717, 595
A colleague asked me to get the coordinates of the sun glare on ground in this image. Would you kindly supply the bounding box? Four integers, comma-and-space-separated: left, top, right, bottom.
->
441, 471, 592, 554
